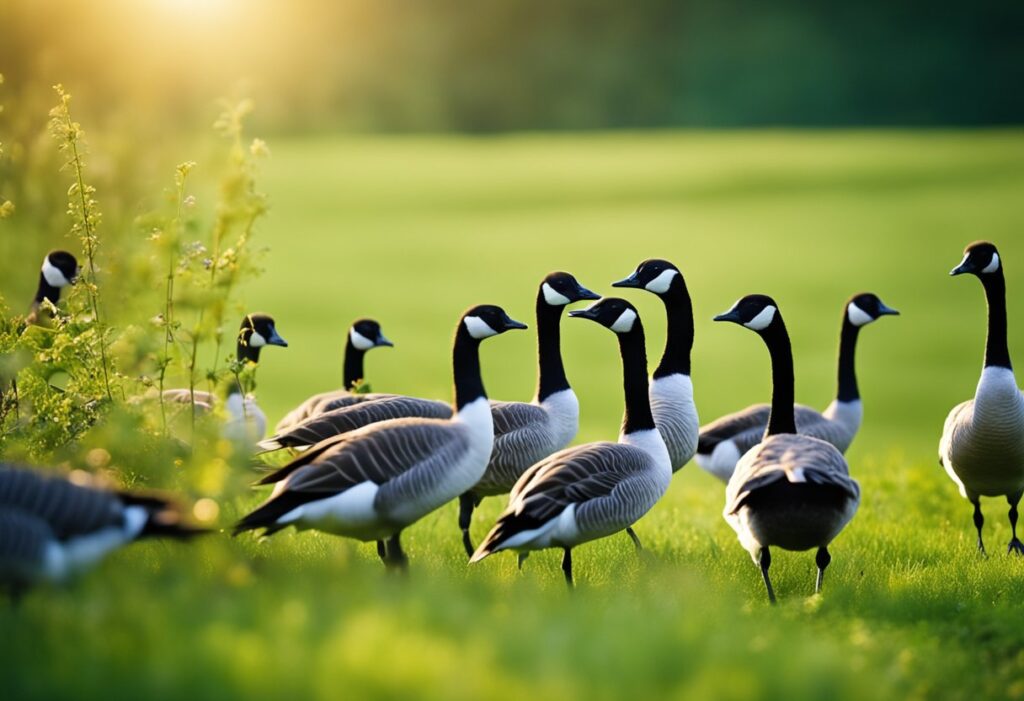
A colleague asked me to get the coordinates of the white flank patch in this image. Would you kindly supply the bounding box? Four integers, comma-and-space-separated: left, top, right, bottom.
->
122, 505, 149, 539
983, 252, 1001, 274
744, 305, 777, 331
499, 503, 580, 551
248, 330, 267, 347
610, 308, 638, 333
41, 257, 72, 287
287, 481, 381, 535
541, 282, 571, 306
700, 440, 742, 482
847, 302, 874, 327
645, 268, 678, 294
349, 328, 376, 350
464, 315, 498, 339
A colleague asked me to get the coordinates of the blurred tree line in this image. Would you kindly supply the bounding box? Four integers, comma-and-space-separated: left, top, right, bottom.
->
0, 0, 1022, 133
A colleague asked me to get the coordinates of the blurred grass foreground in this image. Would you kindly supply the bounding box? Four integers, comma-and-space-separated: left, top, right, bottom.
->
2, 2, 1024, 701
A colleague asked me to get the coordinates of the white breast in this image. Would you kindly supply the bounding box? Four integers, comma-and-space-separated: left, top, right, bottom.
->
539, 388, 581, 449
620, 428, 672, 490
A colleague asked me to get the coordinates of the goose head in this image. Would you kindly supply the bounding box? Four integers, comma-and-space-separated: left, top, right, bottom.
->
461, 305, 528, 340
349, 318, 393, 350
41, 250, 79, 289
569, 297, 641, 334
238, 313, 288, 363
713, 295, 781, 335
612, 259, 681, 296
951, 241, 1001, 278
540, 271, 601, 307
846, 293, 900, 327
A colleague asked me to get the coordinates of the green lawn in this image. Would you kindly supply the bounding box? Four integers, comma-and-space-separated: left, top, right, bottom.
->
5, 130, 1024, 700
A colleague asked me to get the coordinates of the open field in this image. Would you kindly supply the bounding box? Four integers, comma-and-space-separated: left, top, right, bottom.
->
4, 130, 1024, 700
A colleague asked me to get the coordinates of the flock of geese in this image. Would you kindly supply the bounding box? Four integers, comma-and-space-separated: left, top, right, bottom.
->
2, 241, 1023, 603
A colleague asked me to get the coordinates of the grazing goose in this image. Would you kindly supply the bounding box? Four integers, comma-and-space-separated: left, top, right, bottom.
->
470, 298, 672, 586
612, 259, 698, 472
26, 250, 79, 324
714, 295, 860, 604
161, 314, 288, 442
0, 465, 206, 592
273, 319, 394, 433
696, 293, 899, 482
940, 241, 1024, 556
234, 305, 527, 569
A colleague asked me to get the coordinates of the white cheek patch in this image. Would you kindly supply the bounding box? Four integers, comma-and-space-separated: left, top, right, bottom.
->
644, 269, 678, 294
541, 282, 571, 306
847, 302, 874, 327
248, 330, 267, 347
610, 308, 638, 333
464, 316, 498, 339
41, 258, 72, 287
349, 328, 376, 350
743, 305, 777, 331
983, 252, 1001, 274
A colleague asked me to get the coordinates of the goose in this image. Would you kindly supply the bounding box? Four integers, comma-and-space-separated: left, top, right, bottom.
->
470, 298, 672, 586
696, 293, 899, 482
160, 313, 288, 442
234, 305, 527, 569
714, 295, 860, 604
273, 318, 394, 433
26, 250, 79, 324
940, 241, 1024, 556
612, 259, 698, 473
0, 465, 207, 593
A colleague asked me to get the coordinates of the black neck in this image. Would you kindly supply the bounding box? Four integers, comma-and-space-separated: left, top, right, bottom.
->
618, 322, 657, 435
34, 273, 62, 306
653, 274, 694, 378
981, 269, 1012, 370
237, 338, 262, 365
452, 326, 487, 411
343, 337, 367, 390
835, 316, 861, 402
762, 319, 797, 437
535, 293, 570, 401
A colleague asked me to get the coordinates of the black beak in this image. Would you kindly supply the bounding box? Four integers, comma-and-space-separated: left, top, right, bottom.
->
877, 303, 900, 317
573, 284, 602, 302
713, 310, 743, 324
502, 316, 528, 331
950, 255, 975, 276
611, 271, 642, 289
568, 306, 601, 321
267, 327, 289, 347
376, 333, 394, 348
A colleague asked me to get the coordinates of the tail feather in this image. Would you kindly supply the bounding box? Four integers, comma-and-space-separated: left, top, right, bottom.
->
233, 492, 306, 537
469, 519, 519, 563
118, 492, 210, 540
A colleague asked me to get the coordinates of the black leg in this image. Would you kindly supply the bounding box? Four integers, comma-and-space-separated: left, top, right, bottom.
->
517, 552, 529, 571
815, 546, 832, 594
1007, 493, 1024, 556
376, 540, 387, 563
458, 492, 476, 558
625, 526, 644, 551
973, 500, 987, 556
759, 547, 776, 605
385, 532, 408, 572
561, 548, 574, 588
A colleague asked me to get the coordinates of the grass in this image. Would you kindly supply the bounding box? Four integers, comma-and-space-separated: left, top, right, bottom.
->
4, 129, 1024, 700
